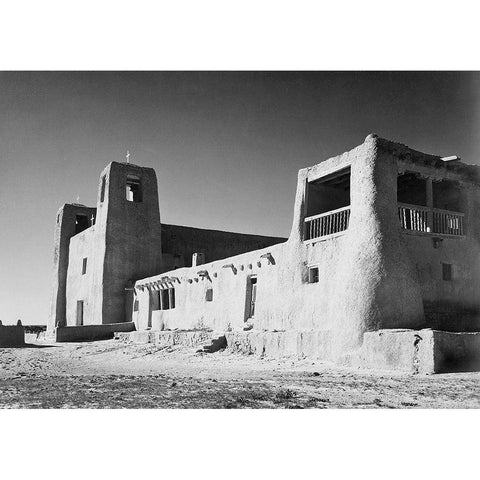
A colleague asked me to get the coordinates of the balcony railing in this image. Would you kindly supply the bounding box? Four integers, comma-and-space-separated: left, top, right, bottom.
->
304, 206, 350, 241
304, 203, 464, 242
398, 203, 430, 233
398, 203, 464, 236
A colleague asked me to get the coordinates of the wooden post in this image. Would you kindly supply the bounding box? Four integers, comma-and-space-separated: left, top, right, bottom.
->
426, 178, 433, 232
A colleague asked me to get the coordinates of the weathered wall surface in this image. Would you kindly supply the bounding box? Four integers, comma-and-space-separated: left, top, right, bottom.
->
48, 204, 96, 333
432, 330, 480, 372
161, 224, 286, 270
226, 330, 333, 360
351, 329, 480, 374
327, 136, 425, 357
0, 325, 25, 347
402, 234, 480, 330
396, 159, 480, 331
55, 322, 135, 342
66, 226, 95, 325
94, 162, 163, 325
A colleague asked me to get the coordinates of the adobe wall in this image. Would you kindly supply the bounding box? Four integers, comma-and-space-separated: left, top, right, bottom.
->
135, 243, 286, 333
350, 329, 480, 374
133, 136, 424, 361
55, 322, 135, 342
48, 204, 96, 332
0, 325, 25, 347
395, 158, 480, 331
66, 226, 96, 325
161, 223, 286, 270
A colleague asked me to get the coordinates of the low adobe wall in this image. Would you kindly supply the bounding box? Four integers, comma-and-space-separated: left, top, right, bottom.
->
432, 330, 480, 373
118, 329, 214, 347
112, 327, 480, 374
226, 330, 333, 360
350, 329, 480, 374
0, 325, 25, 347
227, 329, 480, 374
55, 322, 135, 342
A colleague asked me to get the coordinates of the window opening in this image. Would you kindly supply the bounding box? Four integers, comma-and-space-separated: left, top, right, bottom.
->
397, 172, 427, 206
206, 288, 213, 302
126, 175, 142, 202
432, 179, 463, 212
100, 175, 106, 202
308, 266, 319, 283
75, 215, 89, 234
82, 258, 87, 275
442, 263, 453, 281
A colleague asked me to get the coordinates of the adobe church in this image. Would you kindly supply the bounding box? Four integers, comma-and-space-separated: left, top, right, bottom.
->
48, 134, 480, 373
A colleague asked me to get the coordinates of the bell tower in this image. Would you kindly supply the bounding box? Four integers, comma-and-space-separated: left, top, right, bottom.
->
89, 161, 163, 325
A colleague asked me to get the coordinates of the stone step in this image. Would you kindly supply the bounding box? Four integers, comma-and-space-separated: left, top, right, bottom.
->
197, 335, 227, 353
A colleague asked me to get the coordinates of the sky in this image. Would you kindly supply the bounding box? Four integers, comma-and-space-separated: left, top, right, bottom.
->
1, 71, 479, 325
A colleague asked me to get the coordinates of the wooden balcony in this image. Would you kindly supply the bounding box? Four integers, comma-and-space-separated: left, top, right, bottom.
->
398, 203, 465, 236
304, 206, 351, 241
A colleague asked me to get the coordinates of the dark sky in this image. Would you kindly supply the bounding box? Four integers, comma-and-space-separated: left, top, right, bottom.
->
1, 71, 479, 324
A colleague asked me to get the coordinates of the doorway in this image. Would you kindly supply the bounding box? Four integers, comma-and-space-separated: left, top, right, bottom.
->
76, 300, 84, 326
245, 276, 257, 321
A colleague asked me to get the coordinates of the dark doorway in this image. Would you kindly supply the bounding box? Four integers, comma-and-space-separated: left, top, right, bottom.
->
76, 300, 84, 326
245, 276, 257, 320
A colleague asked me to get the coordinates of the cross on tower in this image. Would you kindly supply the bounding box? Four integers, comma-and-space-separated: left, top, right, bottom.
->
126, 150, 130, 163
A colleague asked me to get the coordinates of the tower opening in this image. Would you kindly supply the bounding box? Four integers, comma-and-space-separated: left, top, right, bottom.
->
126, 175, 142, 202
100, 175, 106, 202
75, 215, 89, 234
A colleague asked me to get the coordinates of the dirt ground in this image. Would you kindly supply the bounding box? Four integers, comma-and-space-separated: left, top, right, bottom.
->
0, 339, 479, 408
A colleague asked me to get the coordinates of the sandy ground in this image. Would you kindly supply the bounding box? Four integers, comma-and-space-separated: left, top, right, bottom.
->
0, 338, 479, 408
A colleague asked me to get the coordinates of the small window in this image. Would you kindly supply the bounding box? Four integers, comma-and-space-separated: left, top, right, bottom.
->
159, 287, 175, 310
126, 175, 142, 202
82, 258, 87, 275
133, 299, 139, 312
308, 266, 319, 283
206, 288, 213, 302
100, 175, 106, 202
442, 263, 453, 281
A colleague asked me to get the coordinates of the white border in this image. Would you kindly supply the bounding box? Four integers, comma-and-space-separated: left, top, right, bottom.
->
1, 1, 479, 479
